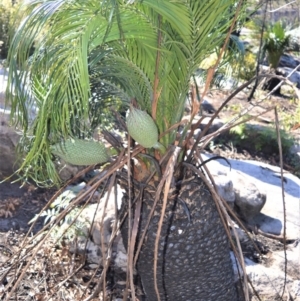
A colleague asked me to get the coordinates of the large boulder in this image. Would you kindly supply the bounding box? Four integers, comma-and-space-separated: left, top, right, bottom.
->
202, 154, 300, 240
203, 157, 267, 221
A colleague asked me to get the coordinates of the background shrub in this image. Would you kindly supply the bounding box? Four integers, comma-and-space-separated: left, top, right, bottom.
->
238, 51, 257, 81
0, 0, 21, 59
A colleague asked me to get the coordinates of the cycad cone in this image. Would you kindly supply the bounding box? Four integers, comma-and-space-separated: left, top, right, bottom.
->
126, 107, 159, 149
51, 138, 110, 166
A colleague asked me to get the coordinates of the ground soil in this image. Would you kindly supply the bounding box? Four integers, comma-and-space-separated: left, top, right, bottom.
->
0, 85, 299, 300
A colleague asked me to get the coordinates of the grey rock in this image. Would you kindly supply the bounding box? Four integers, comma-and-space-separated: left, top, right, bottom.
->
202, 153, 300, 240
277, 67, 300, 88
246, 256, 294, 300
68, 236, 101, 263
0, 109, 81, 181
286, 28, 300, 52
201, 99, 217, 114
290, 134, 300, 160
232, 172, 267, 222
213, 174, 235, 205
293, 280, 300, 297
55, 163, 81, 182
247, 244, 300, 300
54, 162, 300, 300
0, 80, 81, 182
64, 185, 127, 269
205, 160, 266, 219
0, 109, 21, 178
197, 116, 224, 134
231, 227, 248, 244
279, 54, 300, 69
231, 244, 300, 300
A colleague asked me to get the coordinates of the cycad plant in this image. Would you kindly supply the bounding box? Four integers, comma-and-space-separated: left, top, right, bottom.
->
6, 0, 248, 300
263, 21, 290, 69
262, 21, 290, 94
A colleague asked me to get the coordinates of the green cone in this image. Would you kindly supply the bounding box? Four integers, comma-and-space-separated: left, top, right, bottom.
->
126, 107, 159, 148
51, 138, 110, 166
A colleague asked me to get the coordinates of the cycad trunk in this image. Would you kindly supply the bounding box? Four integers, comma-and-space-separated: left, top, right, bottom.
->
119, 167, 238, 301
262, 69, 281, 95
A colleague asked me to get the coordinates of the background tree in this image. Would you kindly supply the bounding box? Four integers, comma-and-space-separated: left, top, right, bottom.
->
6, 0, 249, 300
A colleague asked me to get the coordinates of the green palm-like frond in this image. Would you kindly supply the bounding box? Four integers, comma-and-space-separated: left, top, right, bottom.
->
6, 0, 248, 186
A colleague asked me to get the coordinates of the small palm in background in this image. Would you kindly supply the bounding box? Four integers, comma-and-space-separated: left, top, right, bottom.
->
262, 20, 291, 94
5, 0, 249, 300
264, 21, 291, 69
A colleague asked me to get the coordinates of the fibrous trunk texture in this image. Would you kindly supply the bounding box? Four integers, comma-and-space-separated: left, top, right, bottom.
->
119, 168, 238, 301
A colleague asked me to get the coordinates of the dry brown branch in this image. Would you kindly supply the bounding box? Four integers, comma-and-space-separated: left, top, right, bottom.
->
153, 146, 181, 301
152, 14, 163, 120
274, 107, 288, 300
268, 1, 296, 12
201, 0, 244, 100
125, 132, 136, 301
81, 156, 126, 301
199, 106, 275, 150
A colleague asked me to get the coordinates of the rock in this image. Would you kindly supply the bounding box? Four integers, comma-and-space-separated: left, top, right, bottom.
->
197, 116, 224, 134
201, 99, 217, 114
0, 108, 21, 178
62, 184, 127, 270
53, 162, 300, 300
68, 235, 101, 263
203, 158, 267, 219
294, 280, 300, 298
246, 257, 295, 300
0, 67, 83, 182
232, 243, 300, 300
214, 74, 239, 90
210, 173, 235, 205
55, 163, 81, 182
286, 28, 300, 52
0, 69, 25, 178
232, 172, 267, 222
202, 154, 300, 240
277, 67, 300, 88
199, 156, 236, 206
248, 243, 300, 300
231, 226, 249, 244
185, 98, 217, 115
290, 134, 300, 159
113, 234, 128, 272
279, 54, 300, 69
